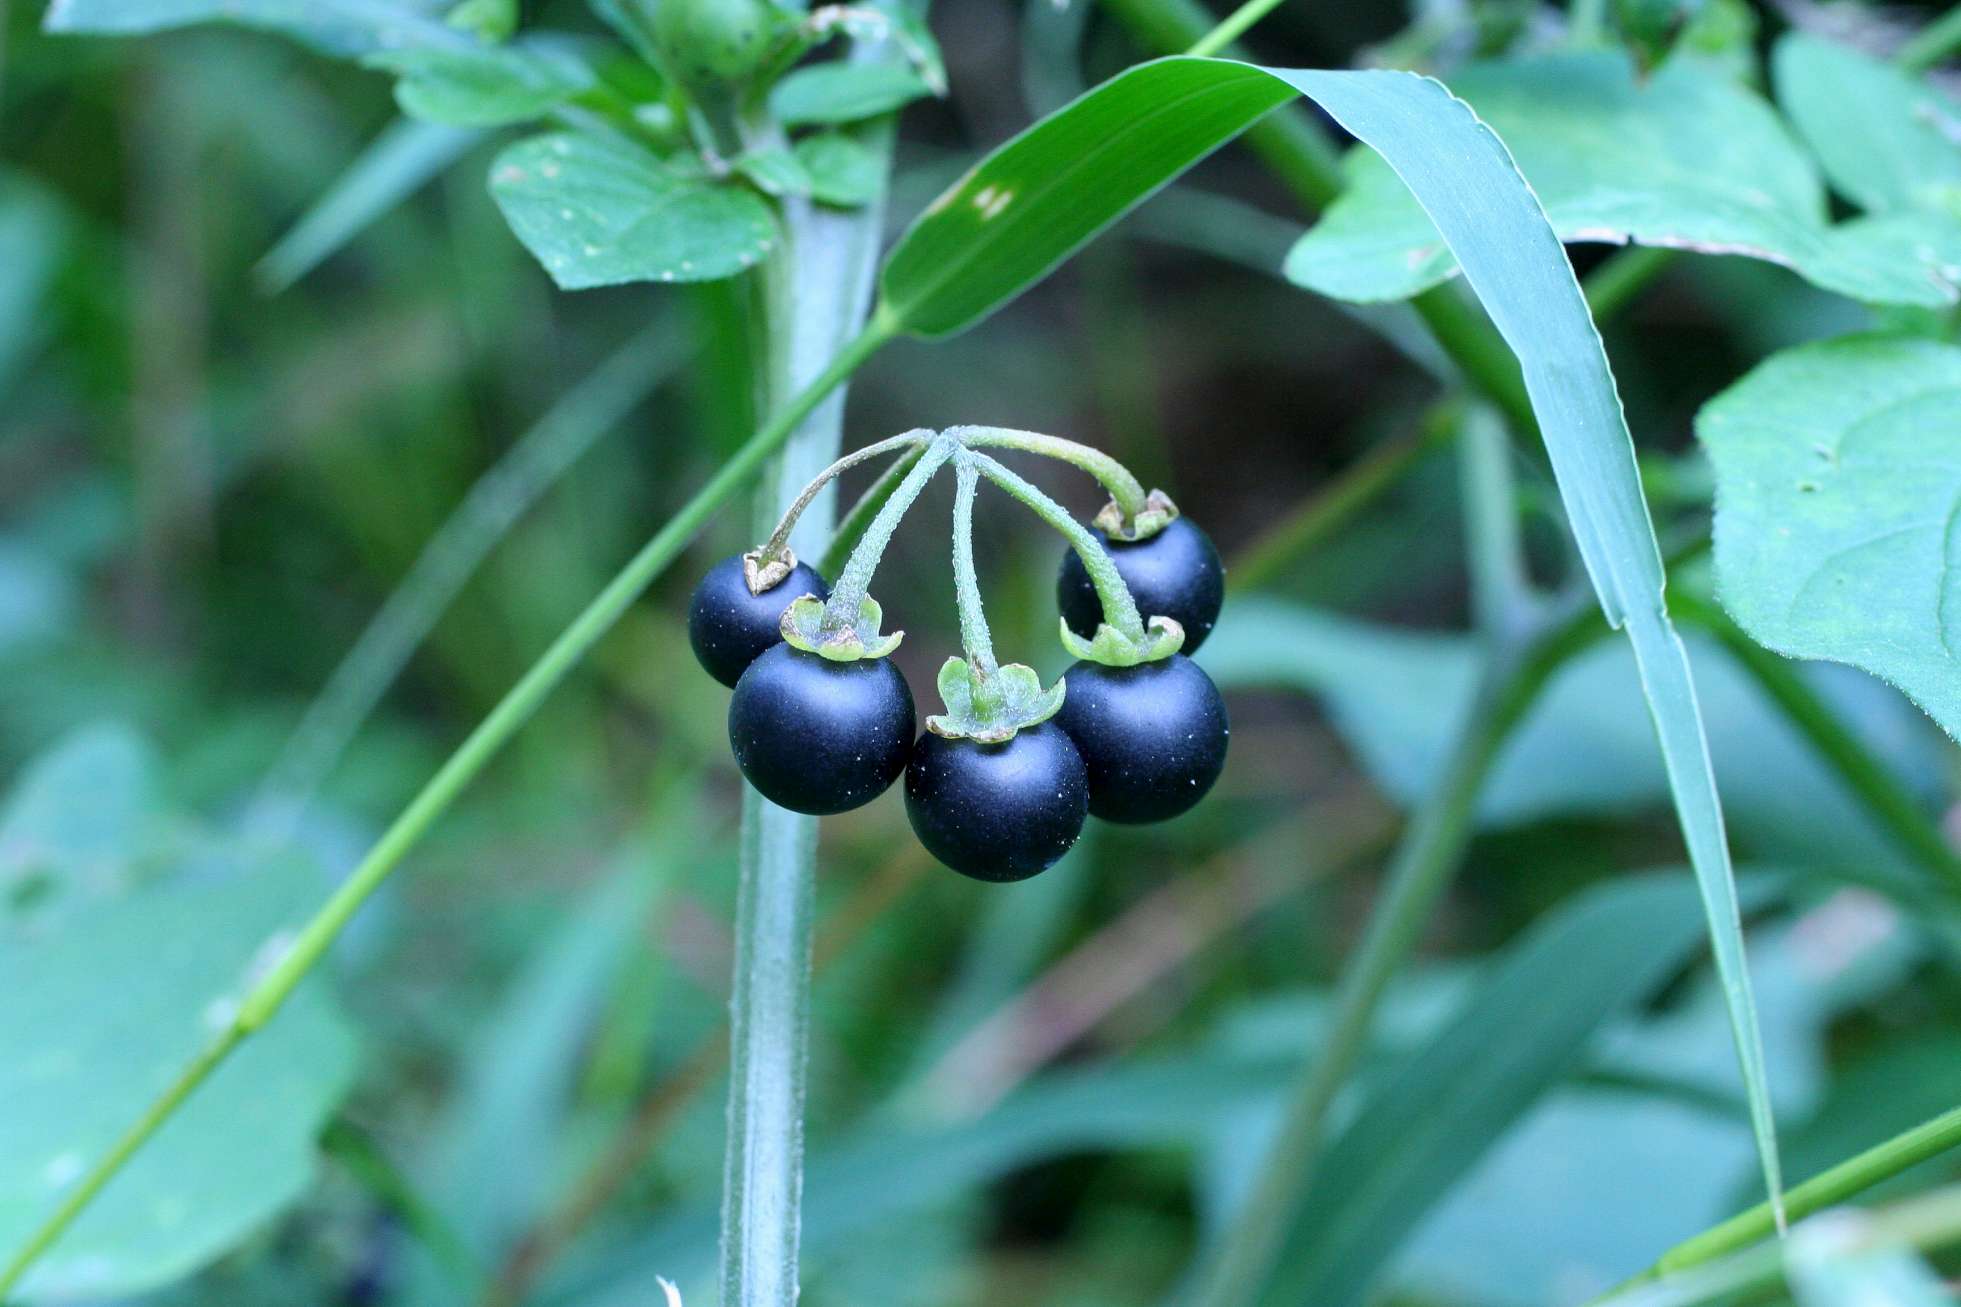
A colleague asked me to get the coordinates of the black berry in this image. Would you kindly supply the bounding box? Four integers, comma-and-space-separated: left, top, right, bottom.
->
1058, 516, 1224, 653
904, 723, 1089, 882
689, 554, 828, 688
728, 643, 914, 815
1053, 655, 1228, 824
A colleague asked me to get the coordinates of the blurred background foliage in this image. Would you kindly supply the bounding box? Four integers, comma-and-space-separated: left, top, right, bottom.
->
3, 0, 1961, 1304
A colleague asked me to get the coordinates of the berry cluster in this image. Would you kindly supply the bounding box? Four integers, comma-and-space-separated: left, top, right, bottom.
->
688, 428, 1229, 883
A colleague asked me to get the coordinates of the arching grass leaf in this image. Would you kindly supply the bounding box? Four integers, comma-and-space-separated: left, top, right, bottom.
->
1698, 334, 1961, 741
878, 53, 1783, 1232
489, 133, 778, 288
1284, 52, 1957, 308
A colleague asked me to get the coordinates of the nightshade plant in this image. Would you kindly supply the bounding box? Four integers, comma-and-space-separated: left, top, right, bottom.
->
7, 2, 1961, 1307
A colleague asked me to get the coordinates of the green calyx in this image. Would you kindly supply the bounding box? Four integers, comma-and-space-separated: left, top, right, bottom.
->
1095, 487, 1180, 543
926, 657, 1065, 743
781, 594, 901, 661
742, 547, 798, 595
1059, 614, 1185, 667
651, 0, 789, 91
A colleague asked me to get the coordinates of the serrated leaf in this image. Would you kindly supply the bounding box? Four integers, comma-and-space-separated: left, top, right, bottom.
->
0, 871, 358, 1300
368, 40, 593, 127
1284, 51, 1957, 308
878, 50, 1783, 1239
1698, 334, 1961, 741
41, 0, 462, 57
488, 132, 778, 288
795, 132, 880, 207
1774, 34, 1961, 217
770, 60, 934, 126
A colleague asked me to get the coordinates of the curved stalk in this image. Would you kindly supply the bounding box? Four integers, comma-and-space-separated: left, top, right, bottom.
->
953, 425, 1150, 523
818, 434, 957, 636
820, 443, 926, 580
950, 456, 998, 675
755, 429, 932, 567
966, 450, 1146, 642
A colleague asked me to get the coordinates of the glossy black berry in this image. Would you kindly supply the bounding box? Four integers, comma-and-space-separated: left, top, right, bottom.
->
905, 723, 1089, 883
689, 554, 828, 688
1053, 655, 1228, 824
1058, 516, 1225, 653
728, 644, 914, 815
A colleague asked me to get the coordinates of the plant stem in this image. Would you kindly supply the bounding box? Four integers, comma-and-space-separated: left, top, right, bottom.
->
1187, 593, 1609, 1307
953, 425, 1151, 523
820, 443, 926, 580
1898, 6, 1961, 71
0, 310, 893, 1307
756, 428, 931, 566
1185, 0, 1288, 59
722, 97, 899, 1307
818, 434, 956, 634
1228, 405, 1457, 593
1612, 1104, 1961, 1293
967, 450, 1146, 642
1670, 591, 1961, 894
950, 456, 998, 674
1458, 402, 1534, 640
1584, 245, 1674, 320
244, 322, 685, 840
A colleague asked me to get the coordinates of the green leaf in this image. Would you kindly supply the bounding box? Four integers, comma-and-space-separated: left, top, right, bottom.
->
769, 61, 935, 127
41, 0, 464, 57
257, 118, 482, 293
367, 40, 594, 127
879, 50, 1783, 1227
0, 724, 154, 927
0, 871, 357, 1300
1698, 334, 1961, 741
1774, 34, 1961, 217
1784, 1214, 1953, 1307
795, 132, 880, 207
1265, 874, 1736, 1306
1284, 52, 1957, 308
488, 132, 778, 288
735, 146, 814, 199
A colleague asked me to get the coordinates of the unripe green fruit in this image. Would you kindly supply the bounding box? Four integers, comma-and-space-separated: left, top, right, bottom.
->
651, 0, 781, 90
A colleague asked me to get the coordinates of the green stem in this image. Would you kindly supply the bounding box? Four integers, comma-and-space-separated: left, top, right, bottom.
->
0, 318, 893, 1307
966, 450, 1146, 642
756, 429, 931, 567
953, 425, 1151, 523
820, 443, 926, 580
1670, 591, 1961, 894
1188, 594, 1610, 1307
1186, 0, 1289, 58
818, 434, 957, 635
1898, 7, 1961, 71
950, 456, 998, 675
1409, 286, 1536, 437
1228, 405, 1457, 593
1457, 402, 1533, 640
1584, 245, 1674, 320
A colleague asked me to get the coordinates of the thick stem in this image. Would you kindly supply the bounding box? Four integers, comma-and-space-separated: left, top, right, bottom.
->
954, 425, 1150, 523
721, 106, 896, 1307
967, 450, 1146, 642
950, 456, 998, 674
1187, 595, 1609, 1307
818, 434, 957, 634
756, 428, 931, 567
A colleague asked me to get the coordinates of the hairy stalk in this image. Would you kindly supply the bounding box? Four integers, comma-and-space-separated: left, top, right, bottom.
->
821, 443, 926, 579
818, 434, 957, 634
950, 456, 998, 674
722, 97, 898, 1307
756, 429, 931, 567
1189, 591, 1612, 1307
954, 425, 1150, 522
966, 450, 1146, 642
245, 323, 684, 840
0, 310, 893, 1307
